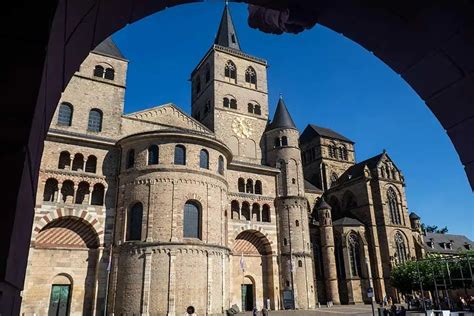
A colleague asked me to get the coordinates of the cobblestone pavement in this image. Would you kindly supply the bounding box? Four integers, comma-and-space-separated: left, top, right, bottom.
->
237, 304, 375, 315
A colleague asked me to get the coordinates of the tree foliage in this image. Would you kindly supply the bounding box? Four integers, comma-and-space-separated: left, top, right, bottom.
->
421, 224, 448, 234
390, 253, 474, 294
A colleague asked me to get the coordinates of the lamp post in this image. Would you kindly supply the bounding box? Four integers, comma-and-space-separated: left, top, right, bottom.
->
365, 257, 375, 316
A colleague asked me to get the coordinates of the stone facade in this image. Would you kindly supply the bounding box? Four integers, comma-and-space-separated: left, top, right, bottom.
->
20, 5, 433, 316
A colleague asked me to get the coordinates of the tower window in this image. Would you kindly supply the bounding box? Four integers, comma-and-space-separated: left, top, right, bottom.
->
230, 99, 237, 109
148, 145, 159, 165
238, 178, 245, 193
218, 156, 225, 175
57, 102, 73, 126
295, 220, 300, 227
183, 201, 201, 239
248, 103, 254, 113
195, 76, 201, 94
224, 60, 237, 82
126, 149, 135, 169
231, 34, 236, 44
93, 65, 104, 77
104, 68, 115, 80
127, 202, 143, 241
254, 105, 261, 115
87, 109, 103, 132
245, 67, 257, 86
174, 145, 186, 165
281, 136, 288, 146
388, 187, 401, 225
298, 260, 303, 268
223, 97, 230, 108
205, 63, 210, 83
274, 137, 281, 148
199, 149, 209, 169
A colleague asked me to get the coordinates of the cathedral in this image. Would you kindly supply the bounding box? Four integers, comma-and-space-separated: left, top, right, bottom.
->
21, 4, 428, 315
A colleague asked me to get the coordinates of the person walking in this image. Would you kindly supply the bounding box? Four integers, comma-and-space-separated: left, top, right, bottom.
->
252, 306, 258, 316
261, 306, 269, 316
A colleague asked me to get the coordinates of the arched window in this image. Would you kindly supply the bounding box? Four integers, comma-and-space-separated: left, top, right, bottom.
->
91, 183, 104, 205
126, 149, 135, 169
245, 67, 257, 86
223, 97, 230, 108
348, 233, 362, 277
75, 182, 89, 204
274, 137, 281, 148
255, 180, 262, 195
58, 151, 71, 170
281, 136, 288, 146
60, 180, 74, 204
72, 154, 84, 171
246, 179, 254, 194
298, 260, 303, 268
93, 65, 104, 77
338, 147, 344, 160
104, 67, 115, 80
205, 64, 210, 83
330, 172, 338, 188
241, 202, 250, 221
218, 156, 225, 175
183, 201, 201, 239
254, 105, 261, 115
342, 146, 348, 160
85, 155, 97, 173
148, 145, 159, 165
127, 202, 143, 241
224, 60, 237, 82
230, 99, 237, 109
284, 238, 288, 246
262, 204, 270, 222
43, 178, 59, 202
238, 178, 245, 193
388, 187, 401, 225
395, 232, 407, 264
252, 203, 260, 221
231, 200, 240, 220
247, 103, 254, 113
87, 109, 103, 132
57, 103, 73, 126
199, 149, 209, 169
174, 145, 186, 165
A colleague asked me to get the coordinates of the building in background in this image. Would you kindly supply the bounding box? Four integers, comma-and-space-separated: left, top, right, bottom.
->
19, 4, 470, 315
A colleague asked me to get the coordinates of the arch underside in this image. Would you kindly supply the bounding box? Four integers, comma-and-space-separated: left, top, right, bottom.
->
2, 0, 474, 314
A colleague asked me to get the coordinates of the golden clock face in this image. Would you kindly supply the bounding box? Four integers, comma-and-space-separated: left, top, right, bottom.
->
232, 117, 253, 138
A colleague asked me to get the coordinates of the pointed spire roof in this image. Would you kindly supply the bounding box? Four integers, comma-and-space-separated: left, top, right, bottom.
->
92, 36, 125, 59
268, 96, 297, 130
214, 3, 241, 51
316, 197, 332, 211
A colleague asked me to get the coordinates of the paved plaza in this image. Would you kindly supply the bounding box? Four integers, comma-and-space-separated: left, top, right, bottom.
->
237, 305, 375, 315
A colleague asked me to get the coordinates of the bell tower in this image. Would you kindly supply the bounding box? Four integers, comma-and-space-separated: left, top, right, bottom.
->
190, 3, 269, 164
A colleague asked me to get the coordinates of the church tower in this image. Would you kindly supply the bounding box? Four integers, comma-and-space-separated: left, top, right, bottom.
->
190, 3, 269, 164
265, 97, 316, 309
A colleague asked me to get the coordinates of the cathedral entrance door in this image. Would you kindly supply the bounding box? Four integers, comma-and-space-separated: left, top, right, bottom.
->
241, 284, 254, 311
48, 284, 71, 316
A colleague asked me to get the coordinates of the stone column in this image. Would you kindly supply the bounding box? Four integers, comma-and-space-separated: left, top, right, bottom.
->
88, 185, 93, 205
317, 198, 340, 304
69, 155, 74, 170
73, 184, 78, 204
57, 182, 63, 203
91, 246, 103, 315
141, 250, 152, 315
167, 251, 176, 316
83, 158, 87, 172
207, 252, 213, 314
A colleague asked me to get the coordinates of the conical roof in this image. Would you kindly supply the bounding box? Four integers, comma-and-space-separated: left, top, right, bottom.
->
315, 197, 332, 211
92, 36, 124, 59
214, 3, 241, 51
409, 212, 420, 220
268, 97, 297, 130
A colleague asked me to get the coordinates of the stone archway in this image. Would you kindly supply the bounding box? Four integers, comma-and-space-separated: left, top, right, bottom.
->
231, 230, 276, 311
2, 1, 474, 313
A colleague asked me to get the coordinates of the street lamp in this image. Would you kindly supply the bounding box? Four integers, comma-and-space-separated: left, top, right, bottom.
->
365, 257, 375, 316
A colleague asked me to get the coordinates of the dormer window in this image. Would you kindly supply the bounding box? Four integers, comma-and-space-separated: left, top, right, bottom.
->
231, 34, 236, 44
93, 65, 114, 80
464, 243, 471, 250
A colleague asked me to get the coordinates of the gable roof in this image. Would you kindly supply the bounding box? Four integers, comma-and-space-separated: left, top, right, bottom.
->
300, 124, 353, 144
336, 153, 385, 184
423, 233, 474, 254
304, 179, 323, 193
92, 37, 125, 59
333, 217, 364, 226
214, 3, 241, 51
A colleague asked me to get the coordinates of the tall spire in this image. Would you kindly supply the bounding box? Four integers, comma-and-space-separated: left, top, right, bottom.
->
268, 96, 297, 130
214, 2, 241, 51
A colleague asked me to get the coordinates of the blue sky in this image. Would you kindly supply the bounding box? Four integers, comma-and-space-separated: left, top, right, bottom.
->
113, 2, 473, 239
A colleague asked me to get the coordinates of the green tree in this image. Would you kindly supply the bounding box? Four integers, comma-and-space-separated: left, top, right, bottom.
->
421, 224, 448, 234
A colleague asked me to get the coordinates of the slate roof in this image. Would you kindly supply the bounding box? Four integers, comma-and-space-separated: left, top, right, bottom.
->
409, 212, 420, 220
336, 153, 385, 184
423, 233, 474, 254
304, 179, 323, 193
300, 124, 353, 144
315, 197, 332, 210
214, 3, 241, 51
92, 37, 125, 59
268, 97, 297, 130
333, 217, 364, 226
